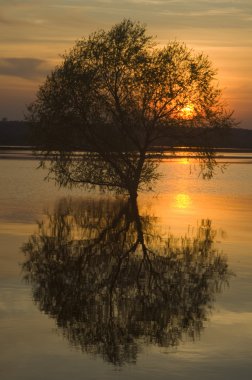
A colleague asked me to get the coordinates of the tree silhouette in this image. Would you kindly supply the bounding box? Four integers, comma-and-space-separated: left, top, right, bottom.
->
27, 20, 235, 197
22, 196, 231, 365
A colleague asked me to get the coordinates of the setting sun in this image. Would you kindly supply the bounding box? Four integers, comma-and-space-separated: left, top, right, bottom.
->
179, 104, 195, 119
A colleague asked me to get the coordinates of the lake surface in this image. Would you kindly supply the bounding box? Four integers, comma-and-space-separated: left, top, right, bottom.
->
0, 154, 252, 380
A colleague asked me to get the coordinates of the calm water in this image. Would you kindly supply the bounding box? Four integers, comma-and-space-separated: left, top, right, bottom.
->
0, 155, 252, 380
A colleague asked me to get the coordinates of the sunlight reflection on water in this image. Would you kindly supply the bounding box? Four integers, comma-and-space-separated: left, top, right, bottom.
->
0, 156, 252, 380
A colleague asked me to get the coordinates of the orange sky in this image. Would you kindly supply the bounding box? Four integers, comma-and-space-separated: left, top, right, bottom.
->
0, 0, 252, 128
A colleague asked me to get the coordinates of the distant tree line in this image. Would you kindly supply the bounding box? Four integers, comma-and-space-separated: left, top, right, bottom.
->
0, 120, 30, 146
1, 120, 252, 149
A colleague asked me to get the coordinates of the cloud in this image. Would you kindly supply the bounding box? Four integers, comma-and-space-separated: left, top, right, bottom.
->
0, 58, 52, 80
1, 1, 251, 39
0, 0, 251, 126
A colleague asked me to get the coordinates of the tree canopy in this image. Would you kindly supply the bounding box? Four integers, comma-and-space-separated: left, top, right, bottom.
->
28, 19, 235, 196
22, 196, 230, 365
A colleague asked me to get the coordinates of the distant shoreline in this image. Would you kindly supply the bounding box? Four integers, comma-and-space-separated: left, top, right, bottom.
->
1, 121, 252, 149
1, 146, 252, 161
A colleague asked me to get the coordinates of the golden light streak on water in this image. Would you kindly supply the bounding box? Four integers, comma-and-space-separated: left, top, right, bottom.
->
174, 193, 192, 209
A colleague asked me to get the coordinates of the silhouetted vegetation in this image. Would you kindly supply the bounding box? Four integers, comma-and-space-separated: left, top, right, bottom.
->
22, 196, 231, 366
1, 120, 252, 149
0, 120, 30, 146
26, 20, 236, 196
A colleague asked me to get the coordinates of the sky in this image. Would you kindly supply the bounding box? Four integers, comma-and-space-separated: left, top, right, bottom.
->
0, 0, 252, 128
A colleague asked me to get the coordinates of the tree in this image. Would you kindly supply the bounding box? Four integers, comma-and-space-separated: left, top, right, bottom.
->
22, 196, 231, 365
28, 19, 235, 197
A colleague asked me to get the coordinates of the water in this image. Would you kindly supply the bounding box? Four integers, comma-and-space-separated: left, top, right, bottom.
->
0, 156, 252, 379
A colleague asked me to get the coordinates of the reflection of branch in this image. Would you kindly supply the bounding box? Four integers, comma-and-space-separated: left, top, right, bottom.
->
22, 196, 231, 366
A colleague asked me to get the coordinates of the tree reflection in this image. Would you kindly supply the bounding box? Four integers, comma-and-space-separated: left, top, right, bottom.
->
22, 197, 231, 365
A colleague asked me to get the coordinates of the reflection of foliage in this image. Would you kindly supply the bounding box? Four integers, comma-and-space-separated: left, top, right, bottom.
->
22, 197, 230, 365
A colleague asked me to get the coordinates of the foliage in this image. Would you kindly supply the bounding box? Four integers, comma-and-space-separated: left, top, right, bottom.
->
28, 19, 235, 195
22, 196, 231, 365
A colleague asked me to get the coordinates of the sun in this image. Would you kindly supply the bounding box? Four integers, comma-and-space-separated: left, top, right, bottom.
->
179, 104, 195, 119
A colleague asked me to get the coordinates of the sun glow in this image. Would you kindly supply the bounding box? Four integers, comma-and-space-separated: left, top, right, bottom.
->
174, 193, 192, 209
179, 104, 195, 119
178, 157, 190, 165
